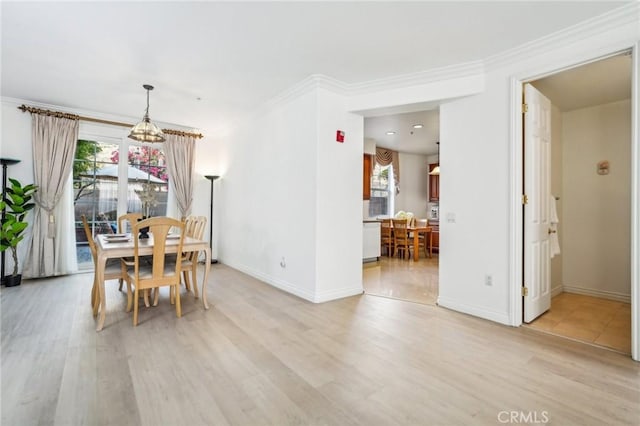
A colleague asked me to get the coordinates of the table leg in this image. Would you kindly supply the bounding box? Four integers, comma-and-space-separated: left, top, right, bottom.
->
413, 231, 419, 261
191, 255, 200, 299
96, 253, 107, 331
428, 230, 433, 258
202, 247, 211, 309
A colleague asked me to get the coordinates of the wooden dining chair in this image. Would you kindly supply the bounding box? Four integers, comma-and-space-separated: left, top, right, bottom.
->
127, 216, 185, 326
118, 212, 143, 234
391, 218, 411, 260
81, 215, 129, 316
380, 218, 394, 256
415, 218, 430, 258
177, 216, 207, 298
115, 213, 143, 290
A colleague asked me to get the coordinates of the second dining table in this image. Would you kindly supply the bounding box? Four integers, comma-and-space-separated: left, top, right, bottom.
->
93, 233, 211, 331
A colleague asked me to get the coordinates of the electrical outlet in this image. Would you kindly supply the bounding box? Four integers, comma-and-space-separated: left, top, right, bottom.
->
484, 274, 493, 286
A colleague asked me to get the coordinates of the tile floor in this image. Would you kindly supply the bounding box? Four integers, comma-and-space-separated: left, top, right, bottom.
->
362, 253, 439, 305
527, 292, 631, 354
363, 255, 631, 354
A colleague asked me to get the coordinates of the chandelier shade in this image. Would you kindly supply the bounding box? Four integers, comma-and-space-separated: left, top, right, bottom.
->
429, 141, 440, 175
129, 84, 165, 143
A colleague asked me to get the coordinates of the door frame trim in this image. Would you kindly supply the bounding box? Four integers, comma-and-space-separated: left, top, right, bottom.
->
508, 44, 639, 361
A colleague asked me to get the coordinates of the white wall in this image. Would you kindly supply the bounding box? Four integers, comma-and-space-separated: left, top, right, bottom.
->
1, 101, 35, 276
438, 16, 638, 325
562, 99, 631, 300
315, 88, 363, 301
550, 103, 563, 295
218, 84, 363, 302
394, 152, 429, 218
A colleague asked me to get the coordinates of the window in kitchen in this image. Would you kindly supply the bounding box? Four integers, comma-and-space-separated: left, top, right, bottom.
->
368, 163, 394, 218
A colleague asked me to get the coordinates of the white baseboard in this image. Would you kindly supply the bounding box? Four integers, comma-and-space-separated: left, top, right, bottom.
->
313, 286, 364, 303
223, 259, 316, 302
222, 259, 363, 304
551, 284, 563, 298
437, 296, 511, 325
561, 285, 631, 303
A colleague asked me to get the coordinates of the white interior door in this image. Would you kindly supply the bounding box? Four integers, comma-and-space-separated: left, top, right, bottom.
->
524, 83, 552, 323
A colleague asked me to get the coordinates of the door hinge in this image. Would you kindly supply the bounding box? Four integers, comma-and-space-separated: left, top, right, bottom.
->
522, 194, 528, 205
522, 103, 528, 113
522, 286, 529, 297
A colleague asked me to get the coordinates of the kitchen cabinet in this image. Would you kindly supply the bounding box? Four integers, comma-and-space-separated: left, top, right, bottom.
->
363, 220, 381, 262
429, 163, 439, 202
428, 219, 439, 253
363, 154, 372, 200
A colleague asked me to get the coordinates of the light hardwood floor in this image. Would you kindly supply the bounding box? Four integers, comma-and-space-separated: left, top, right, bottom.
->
2, 265, 639, 425
527, 292, 631, 354
363, 255, 439, 305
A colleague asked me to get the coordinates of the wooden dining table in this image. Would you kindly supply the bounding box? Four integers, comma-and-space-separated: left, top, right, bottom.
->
406, 225, 433, 261
407, 226, 433, 262
93, 233, 211, 331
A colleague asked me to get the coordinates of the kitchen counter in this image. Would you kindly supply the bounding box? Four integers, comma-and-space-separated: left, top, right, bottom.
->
363, 218, 382, 223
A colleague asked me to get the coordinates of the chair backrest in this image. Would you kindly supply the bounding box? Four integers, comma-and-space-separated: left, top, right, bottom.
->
182, 216, 207, 261
118, 213, 143, 234
415, 218, 428, 227
81, 215, 97, 262
391, 218, 409, 244
131, 217, 185, 289
381, 218, 392, 238
191, 216, 207, 240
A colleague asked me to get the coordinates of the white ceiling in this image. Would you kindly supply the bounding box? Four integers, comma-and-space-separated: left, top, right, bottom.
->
364, 109, 440, 156
1, 1, 629, 137
531, 53, 632, 111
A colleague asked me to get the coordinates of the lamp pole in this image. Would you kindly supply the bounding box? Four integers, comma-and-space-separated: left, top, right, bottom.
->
1, 158, 21, 285
204, 175, 220, 264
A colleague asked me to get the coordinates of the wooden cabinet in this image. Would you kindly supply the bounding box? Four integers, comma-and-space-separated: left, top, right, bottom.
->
429, 163, 439, 202
363, 154, 372, 200
429, 220, 440, 253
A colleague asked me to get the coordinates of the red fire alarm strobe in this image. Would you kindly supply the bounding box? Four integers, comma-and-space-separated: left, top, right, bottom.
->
336, 130, 345, 143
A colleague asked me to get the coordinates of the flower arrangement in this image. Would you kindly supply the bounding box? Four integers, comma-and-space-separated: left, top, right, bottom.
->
394, 210, 414, 220
135, 182, 159, 217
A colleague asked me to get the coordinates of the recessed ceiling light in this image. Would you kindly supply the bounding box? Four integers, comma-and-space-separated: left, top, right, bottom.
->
412, 124, 423, 129
386, 131, 396, 135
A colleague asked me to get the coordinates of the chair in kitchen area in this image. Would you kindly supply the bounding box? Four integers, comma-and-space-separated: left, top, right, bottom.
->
380, 218, 394, 256
414, 218, 430, 258
392, 218, 412, 260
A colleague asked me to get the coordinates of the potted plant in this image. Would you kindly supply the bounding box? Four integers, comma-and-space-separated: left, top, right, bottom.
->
0, 178, 37, 287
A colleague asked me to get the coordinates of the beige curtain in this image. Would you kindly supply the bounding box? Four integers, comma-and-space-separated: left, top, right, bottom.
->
24, 114, 79, 278
376, 147, 400, 193
164, 133, 196, 218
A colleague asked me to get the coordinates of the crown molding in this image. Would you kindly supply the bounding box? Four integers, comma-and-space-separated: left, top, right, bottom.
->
347, 60, 485, 95
1, 96, 199, 134
263, 74, 349, 111
485, 2, 640, 71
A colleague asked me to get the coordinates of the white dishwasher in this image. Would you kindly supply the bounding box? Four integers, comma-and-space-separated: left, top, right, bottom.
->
363, 220, 381, 262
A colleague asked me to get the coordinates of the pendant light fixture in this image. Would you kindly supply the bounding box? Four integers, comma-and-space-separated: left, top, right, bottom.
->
429, 141, 440, 175
128, 84, 165, 143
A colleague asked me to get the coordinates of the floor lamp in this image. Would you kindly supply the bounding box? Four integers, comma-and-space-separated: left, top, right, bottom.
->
204, 175, 220, 264
1, 158, 21, 286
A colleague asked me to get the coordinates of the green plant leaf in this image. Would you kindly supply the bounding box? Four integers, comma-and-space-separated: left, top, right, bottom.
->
8, 193, 24, 205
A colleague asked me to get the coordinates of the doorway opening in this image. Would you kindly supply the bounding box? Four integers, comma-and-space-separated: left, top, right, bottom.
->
361, 109, 440, 305
521, 52, 633, 354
